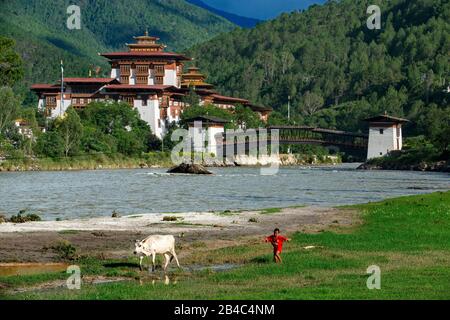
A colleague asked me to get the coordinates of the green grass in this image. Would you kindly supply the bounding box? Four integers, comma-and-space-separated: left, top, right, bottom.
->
260, 205, 305, 215
0, 152, 173, 172
260, 208, 282, 214
1, 191, 449, 300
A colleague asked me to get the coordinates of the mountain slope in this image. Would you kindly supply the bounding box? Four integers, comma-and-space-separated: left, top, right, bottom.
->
188, 0, 450, 136
0, 0, 236, 98
186, 0, 260, 28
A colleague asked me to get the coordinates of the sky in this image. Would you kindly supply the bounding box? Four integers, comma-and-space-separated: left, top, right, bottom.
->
201, 0, 326, 20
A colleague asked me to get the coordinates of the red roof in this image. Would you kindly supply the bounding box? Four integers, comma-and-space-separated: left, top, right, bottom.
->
211, 94, 249, 104
62, 78, 118, 84
105, 84, 176, 91
100, 51, 191, 60
30, 84, 60, 90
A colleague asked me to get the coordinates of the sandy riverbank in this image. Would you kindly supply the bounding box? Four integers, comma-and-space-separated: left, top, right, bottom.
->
0, 206, 356, 263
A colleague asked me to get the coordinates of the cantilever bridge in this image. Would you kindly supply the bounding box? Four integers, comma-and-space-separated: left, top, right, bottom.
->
219, 126, 368, 150
268, 126, 368, 149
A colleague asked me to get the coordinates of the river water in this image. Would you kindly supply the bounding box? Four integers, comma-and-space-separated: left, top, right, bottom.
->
0, 164, 448, 220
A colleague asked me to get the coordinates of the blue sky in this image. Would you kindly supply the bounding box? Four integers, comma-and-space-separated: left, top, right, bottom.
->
201, 0, 326, 20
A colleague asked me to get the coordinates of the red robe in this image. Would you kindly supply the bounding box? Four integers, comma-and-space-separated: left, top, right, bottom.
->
266, 235, 288, 253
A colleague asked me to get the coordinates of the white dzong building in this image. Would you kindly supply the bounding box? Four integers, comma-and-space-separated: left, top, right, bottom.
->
31, 32, 272, 139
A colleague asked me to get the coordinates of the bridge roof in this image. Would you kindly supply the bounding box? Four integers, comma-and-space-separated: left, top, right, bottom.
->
267, 126, 368, 138
364, 115, 409, 123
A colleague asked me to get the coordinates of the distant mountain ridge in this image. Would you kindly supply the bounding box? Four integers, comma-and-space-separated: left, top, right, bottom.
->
186, 0, 261, 28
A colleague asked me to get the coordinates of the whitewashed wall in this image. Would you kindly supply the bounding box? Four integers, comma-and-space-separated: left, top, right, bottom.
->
367, 125, 399, 159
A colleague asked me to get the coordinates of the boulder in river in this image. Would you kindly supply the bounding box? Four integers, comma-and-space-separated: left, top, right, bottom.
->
167, 163, 213, 175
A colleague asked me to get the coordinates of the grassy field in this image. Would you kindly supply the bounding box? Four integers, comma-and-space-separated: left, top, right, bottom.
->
1, 191, 449, 300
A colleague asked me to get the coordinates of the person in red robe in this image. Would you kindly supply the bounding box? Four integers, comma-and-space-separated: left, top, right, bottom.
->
265, 228, 291, 263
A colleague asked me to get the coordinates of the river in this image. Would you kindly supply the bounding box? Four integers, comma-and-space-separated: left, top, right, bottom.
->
0, 164, 448, 220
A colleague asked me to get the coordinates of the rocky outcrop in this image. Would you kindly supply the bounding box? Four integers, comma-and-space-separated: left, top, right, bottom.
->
167, 163, 213, 175
357, 163, 383, 170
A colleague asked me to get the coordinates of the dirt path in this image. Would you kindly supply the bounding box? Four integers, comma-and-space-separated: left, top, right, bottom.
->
0, 207, 357, 263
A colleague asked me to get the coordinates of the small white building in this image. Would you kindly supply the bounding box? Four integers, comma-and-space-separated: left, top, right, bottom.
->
187, 116, 229, 155
14, 119, 34, 140
365, 114, 409, 159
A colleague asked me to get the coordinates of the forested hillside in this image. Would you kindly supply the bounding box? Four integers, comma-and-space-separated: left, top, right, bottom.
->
0, 0, 235, 100
189, 0, 449, 140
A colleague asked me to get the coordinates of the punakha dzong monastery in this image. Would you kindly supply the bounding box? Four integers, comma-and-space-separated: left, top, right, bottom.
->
31, 31, 272, 138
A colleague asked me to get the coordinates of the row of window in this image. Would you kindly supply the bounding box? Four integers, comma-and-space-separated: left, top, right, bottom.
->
72, 98, 93, 105
120, 76, 164, 85
119, 64, 165, 75
45, 96, 192, 112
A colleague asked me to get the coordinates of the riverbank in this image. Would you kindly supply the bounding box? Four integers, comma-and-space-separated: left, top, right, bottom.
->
0, 152, 173, 172
0, 206, 350, 262
0, 153, 341, 172
358, 147, 449, 173
358, 159, 449, 172
1, 191, 449, 299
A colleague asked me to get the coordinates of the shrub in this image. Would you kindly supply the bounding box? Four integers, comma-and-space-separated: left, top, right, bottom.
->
8, 213, 41, 223
162, 216, 179, 222
52, 240, 78, 261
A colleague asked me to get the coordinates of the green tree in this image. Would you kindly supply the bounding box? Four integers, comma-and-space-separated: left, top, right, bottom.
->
0, 37, 24, 87
79, 101, 152, 155
80, 125, 117, 154
234, 105, 263, 129
0, 86, 20, 135
300, 91, 324, 116
180, 104, 233, 127
55, 107, 83, 157
34, 131, 65, 158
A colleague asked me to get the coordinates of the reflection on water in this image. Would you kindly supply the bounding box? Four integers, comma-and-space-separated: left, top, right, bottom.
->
144, 275, 177, 286
136, 263, 239, 286
0, 164, 448, 220
0, 263, 68, 277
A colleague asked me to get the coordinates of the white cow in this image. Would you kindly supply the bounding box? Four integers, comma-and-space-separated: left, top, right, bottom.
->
134, 235, 180, 272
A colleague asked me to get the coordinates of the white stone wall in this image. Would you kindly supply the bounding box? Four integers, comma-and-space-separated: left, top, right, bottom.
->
188, 126, 206, 153
111, 68, 120, 80
37, 98, 45, 112
163, 69, 177, 86
367, 125, 400, 159
150, 99, 162, 138
397, 125, 403, 150
187, 125, 225, 155
149, 69, 155, 85
206, 127, 224, 155
233, 154, 281, 166
132, 97, 163, 138
129, 68, 136, 85
51, 97, 72, 118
